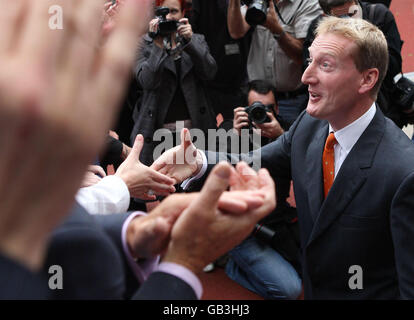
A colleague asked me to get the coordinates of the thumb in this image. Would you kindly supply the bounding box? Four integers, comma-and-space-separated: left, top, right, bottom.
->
180, 128, 193, 150
130, 134, 144, 161
193, 162, 231, 209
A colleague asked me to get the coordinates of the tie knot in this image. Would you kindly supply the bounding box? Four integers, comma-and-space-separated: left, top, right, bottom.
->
325, 132, 337, 151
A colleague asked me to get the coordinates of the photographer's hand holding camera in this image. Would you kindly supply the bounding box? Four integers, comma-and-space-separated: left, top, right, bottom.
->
233, 80, 285, 141
228, 0, 305, 66
149, 14, 193, 49
233, 106, 284, 140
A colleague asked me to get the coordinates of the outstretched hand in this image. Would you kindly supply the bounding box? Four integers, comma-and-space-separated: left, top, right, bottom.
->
151, 128, 203, 184
0, 0, 151, 270
126, 193, 197, 259
115, 135, 176, 200
162, 162, 276, 274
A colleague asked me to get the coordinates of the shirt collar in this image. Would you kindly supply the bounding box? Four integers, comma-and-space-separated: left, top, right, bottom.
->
329, 103, 376, 153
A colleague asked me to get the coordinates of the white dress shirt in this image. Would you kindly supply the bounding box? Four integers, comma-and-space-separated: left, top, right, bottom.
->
75, 175, 130, 215
330, 103, 377, 178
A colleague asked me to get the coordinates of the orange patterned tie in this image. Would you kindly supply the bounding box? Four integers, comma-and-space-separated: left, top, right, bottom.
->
323, 132, 337, 198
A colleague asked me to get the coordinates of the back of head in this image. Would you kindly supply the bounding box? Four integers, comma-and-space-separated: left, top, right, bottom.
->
315, 16, 388, 99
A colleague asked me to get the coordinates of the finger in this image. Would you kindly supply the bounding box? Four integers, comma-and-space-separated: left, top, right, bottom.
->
258, 168, 276, 192
129, 134, 144, 161
180, 128, 193, 150
20, 0, 69, 67
267, 111, 276, 119
218, 197, 248, 213
151, 158, 165, 172
191, 162, 231, 210
93, 0, 151, 127
139, 193, 157, 201
229, 165, 245, 190
236, 162, 259, 187
63, 0, 106, 79
235, 110, 248, 116
0, 0, 26, 54
243, 195, 265, 210
88, 165, 106, 177
218, 193, 265, 213
147, 181, 176, 194
150, 170, 176, 186
149, 187, 175, 196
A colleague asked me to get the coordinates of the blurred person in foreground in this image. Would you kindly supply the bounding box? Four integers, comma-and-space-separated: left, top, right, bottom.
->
0, 0, 275, 300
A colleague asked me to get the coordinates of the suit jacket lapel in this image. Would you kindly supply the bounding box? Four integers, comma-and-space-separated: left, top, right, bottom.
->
306, 109, 385, 247
305, 123, 328, 223
163, 57, 176, 76
179, 51, 193, 81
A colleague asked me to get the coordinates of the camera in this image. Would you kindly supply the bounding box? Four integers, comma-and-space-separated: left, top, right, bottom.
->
155, 6, 179, 37
244, 101, 273, 124
241, 0, 272, 26
394, 76, 414, 112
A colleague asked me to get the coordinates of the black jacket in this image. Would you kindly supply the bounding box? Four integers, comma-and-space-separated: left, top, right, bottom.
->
190, 109, 414, 299
0, 203, 197, 300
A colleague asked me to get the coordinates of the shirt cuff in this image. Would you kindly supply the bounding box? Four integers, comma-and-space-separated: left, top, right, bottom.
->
76, 175, 130, 215
157, 262, 203, 300
181, 150, 207, 190
121, 212, 160, 284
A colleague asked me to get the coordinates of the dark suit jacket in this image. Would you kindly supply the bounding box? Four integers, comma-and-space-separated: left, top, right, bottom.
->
195, 108, 414, 299
0, 203, 197, 300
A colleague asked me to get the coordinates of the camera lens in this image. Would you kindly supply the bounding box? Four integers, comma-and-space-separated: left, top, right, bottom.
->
245, 0, 268, 26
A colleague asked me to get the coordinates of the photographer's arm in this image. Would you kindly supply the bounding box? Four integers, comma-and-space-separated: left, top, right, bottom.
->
228, 0, 251, 39
134, 31, 169, 90
265, 1, 303, 66
183, 33, 217, 81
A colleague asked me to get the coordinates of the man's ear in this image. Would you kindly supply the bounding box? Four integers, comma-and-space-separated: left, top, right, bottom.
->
359, 68, 379, 95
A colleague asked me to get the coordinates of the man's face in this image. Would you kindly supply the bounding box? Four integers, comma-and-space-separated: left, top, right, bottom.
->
162, 0, 184, 21
329, 1, 362, 19
302, 33, 364, 128
248, 90, 278, 114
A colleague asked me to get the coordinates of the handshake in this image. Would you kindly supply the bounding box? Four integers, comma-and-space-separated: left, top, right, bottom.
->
0, 0, 275, 285
121, 129, 276, 275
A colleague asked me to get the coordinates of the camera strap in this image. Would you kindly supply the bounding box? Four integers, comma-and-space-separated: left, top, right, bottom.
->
163, 34, 190, 58
274, 0, 304, 26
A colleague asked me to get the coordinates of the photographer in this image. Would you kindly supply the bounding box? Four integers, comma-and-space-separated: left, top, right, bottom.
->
132, 0, 217, 166
233, 80, 287, 142
227, 80, 302, 300
227, 0, 321, 127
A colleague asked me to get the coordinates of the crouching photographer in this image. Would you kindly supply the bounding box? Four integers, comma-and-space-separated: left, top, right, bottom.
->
132, 0, 217, 167
233, 80, 287, 144
227, 80, 302, 300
